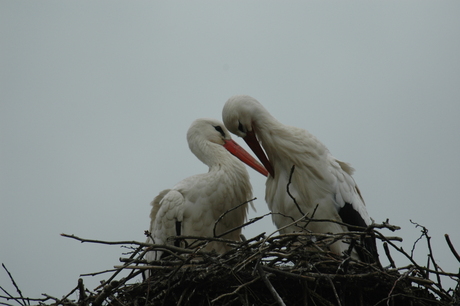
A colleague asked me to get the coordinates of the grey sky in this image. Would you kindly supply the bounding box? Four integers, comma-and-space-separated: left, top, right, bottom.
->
1, 1, 460, 298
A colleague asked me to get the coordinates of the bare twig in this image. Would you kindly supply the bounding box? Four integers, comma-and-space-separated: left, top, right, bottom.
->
373, 229, 428, 278
383, 242, 396, 269
214, 212, 272, 239
326, 276, 342, 306
445, 234, 460, 263
387, 267, 414, 306
213, 198, 257, 238
77, 279, 87, 306
410, 220, 444, 290
211, 276, 260, 303
60, 234, 151, 247
256, 261, 286, 306
96, 244, 144, 290
1, 264, 27, 306
287, 165, 305, 216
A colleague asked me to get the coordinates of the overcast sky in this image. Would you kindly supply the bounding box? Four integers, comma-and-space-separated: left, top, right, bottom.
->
1, 1, 460, 299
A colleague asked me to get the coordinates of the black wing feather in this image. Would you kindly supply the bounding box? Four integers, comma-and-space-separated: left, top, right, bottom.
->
339, 203, 380, 265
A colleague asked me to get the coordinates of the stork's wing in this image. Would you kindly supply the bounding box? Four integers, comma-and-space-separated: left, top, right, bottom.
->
145, 189, 185, 262
148, 189, 171, 228
329, 157, 371, 226
330, 157, 380, 264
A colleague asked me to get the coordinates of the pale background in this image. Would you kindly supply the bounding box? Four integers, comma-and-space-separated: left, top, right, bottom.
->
1, 1, 459, 299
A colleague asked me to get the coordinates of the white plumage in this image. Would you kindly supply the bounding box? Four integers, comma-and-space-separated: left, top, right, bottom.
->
145, 118, 268, 265
222, 95, 378, 262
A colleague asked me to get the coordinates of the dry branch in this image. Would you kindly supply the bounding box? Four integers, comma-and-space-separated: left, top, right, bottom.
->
445, 234, 460, 263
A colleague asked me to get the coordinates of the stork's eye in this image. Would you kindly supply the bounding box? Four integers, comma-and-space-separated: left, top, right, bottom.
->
238, 122, 246, 133
213, 125, 226, 137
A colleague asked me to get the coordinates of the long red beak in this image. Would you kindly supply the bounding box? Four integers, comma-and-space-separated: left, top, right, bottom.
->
223, 139, 269, 177
243, 130, 275, 178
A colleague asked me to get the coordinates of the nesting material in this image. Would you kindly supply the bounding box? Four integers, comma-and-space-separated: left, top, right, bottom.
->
1, 220, 459, 306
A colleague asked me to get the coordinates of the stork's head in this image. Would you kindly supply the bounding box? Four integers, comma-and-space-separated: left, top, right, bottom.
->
222, 95, 262, 138
187, 118, 232, 149
222, 96, 275, 178
187, 118, 268, 177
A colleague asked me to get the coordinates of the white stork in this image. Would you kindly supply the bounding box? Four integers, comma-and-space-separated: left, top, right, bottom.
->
222, 95, 378, 263
145, 118, 268, 265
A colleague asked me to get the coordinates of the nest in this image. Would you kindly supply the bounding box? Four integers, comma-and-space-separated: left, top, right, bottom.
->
2, 218, 459, 306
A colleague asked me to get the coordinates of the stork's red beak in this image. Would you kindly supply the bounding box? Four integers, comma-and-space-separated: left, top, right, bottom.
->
243, 130, 275, 178
223, 139, 269, 177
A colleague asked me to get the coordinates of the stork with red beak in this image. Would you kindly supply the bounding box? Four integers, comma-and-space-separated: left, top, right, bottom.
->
222, 95, 378, 263
145, 118, 268, 266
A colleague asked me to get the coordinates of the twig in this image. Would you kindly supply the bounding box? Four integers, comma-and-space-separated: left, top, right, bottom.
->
80, 269, 118, 277
213, 198, 257, 238
97, 244, 143, 289
62, 233, 209, 256
256, 261, 286, 306
264, 213, 311, 241
0, 296, 51, 306
60, 234, 151, 247
425, 228, 442, 288
410, 227, 424, 258
383, 242, 396, 269
215, 212, 272, 239
387, 267, 414, 306
326, 276, 342, 306
0, 289, 16, 306
77, 279, 87, 306
411, 220, 443, 289
211, 276, 260, 303
55, 282, 79, 306
262, 266, 315, 282
287, 165, 305, 216
1, 264, 27, 306
373, 229, 428, 278
445, 234, 460, 263
92, 281, 118, 306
